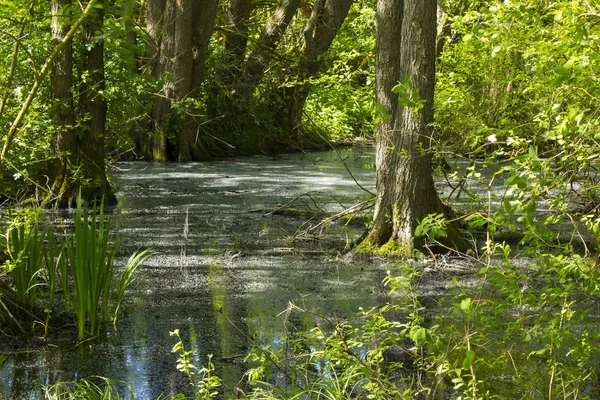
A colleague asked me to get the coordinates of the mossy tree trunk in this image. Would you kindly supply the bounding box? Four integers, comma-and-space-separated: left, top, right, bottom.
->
362, 0, 467, 254
50, 0, 77, 203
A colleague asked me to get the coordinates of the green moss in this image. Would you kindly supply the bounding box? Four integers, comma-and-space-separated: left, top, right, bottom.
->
353, 237, 413, 258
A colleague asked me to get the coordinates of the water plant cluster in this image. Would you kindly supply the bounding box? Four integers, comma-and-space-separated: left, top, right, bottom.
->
0, 196, 152, 340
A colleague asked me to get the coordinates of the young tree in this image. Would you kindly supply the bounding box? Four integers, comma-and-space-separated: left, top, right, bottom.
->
363, 0, 467, 254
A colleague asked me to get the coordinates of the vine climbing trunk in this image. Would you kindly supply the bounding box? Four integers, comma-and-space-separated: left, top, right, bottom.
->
48, 0, 115, 206
0, 0, 99, 168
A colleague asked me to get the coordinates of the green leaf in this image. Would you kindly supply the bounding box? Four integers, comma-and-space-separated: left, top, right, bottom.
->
460, 298, 472, 311
462, 350, 476, 369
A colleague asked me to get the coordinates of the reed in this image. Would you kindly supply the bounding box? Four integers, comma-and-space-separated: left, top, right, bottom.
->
5, 222, 46, 308
66, 196, 117, 339
66, 195, 153, 339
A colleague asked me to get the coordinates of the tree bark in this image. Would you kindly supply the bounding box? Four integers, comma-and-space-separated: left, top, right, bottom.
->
77, 0, 116, 204
149, 0, 215, 161
284, 0, 352, 135
363, 0, 467, 254
50, 0, 77, 202
149, 0, 172, 160
237, 0, 300, 97
368, 0, 403, 245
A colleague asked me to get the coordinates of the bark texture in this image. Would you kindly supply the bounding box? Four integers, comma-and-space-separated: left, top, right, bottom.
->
365, 0, 467, 253
238, 0, 300, 98
284, 0, 352, 134
77, 0, 116, 204
369, 0, 403, 245
147, 0, 216, 161
49, 0, 115, 206
50, 0, 77, 201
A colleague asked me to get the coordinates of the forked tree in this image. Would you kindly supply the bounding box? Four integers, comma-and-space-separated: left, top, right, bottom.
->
362, 0, 467, 254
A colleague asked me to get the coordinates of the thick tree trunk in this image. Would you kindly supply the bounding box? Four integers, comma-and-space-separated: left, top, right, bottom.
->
77, 0, 116, 204
50, 0, 115, 206
368, 0, 403, 245
149, 0, 173, 161
284, 0, 352, 134
50, 0, 77, 202
237, 0, 300, 97
149, 0, 215, 161
171, 0, 208, 161
363, 0, 467, 254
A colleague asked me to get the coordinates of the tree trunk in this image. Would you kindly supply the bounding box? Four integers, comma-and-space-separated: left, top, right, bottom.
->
49, 0, 115, 206
190, 0, 219, 96
284, 0, 352, 135
171, 0, 207, 161
149, 0, 215, 161
223, 0, 252, 84
77, 0, 116, 204
363, 0, 467, 254
50, 0, 77, 203
237, 0, 300, 97
148, 0, 172, 161
368, 0, 403, 245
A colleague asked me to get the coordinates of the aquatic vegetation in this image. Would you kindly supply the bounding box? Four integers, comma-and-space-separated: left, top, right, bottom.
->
170, 329, 222, 400
0, 195, 153, 340
45, 376, 133, 400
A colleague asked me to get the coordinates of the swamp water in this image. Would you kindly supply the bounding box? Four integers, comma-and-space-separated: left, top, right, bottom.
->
0, 149, 507, 399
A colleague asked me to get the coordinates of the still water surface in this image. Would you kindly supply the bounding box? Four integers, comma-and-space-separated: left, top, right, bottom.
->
1, 149, 409, 399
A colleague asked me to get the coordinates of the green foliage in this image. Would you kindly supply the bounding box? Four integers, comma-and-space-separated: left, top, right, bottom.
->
415, 213, 448, 243
4, 214, 47, 308
393, 78, 425, 113
304, 4, 376, 142
67, 196, 118, 338
170, 329, 222, 400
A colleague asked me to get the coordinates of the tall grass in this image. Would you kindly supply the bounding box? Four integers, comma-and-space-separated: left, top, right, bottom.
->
67, 197, 118, 338
45, 376, 133, 399
5, 222, 47, 307
1, 195, 153, 339
66, 196, 154, 339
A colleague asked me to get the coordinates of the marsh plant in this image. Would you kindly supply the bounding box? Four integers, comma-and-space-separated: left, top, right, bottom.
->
0, 195, 153, 340
170, 329, 222, 400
